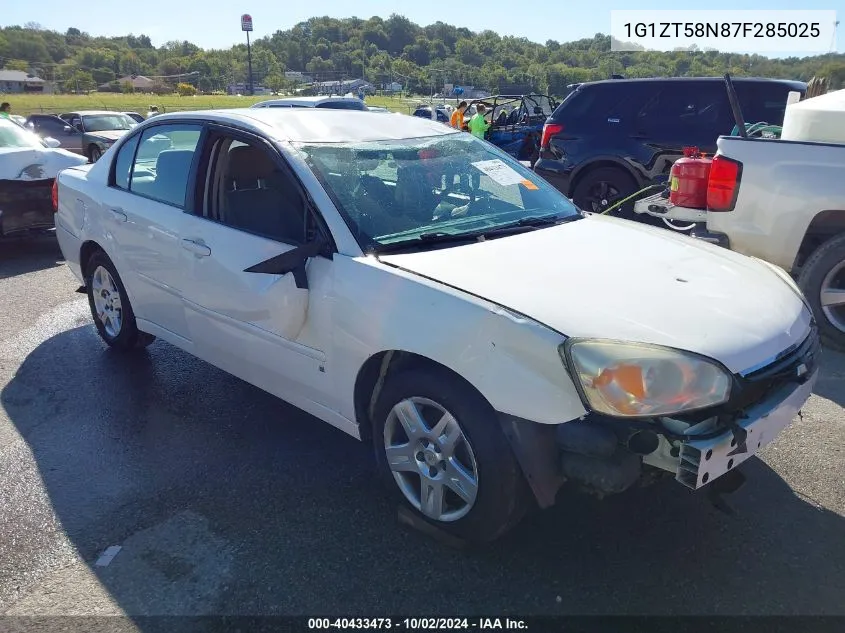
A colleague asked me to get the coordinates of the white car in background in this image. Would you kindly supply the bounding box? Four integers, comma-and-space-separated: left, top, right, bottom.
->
251, 96, 368, 111
0, 118, 86, 236
53, 109, 819, 542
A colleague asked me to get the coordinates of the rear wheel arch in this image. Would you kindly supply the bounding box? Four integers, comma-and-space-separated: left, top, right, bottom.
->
80, 240, 105, 275
794, 210, 845, 271
569, 160, 640, 198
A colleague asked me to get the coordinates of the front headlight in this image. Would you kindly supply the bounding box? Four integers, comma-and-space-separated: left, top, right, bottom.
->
560, 339, 732, 418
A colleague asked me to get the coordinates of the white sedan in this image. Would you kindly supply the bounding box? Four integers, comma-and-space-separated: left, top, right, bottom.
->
54, 108, 819, 542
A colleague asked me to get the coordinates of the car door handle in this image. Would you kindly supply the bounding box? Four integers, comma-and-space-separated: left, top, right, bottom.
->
110, 208, 127, 222
181, 238, 211, 257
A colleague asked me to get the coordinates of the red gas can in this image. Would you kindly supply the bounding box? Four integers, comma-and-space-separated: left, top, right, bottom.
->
669, 147, 712, 208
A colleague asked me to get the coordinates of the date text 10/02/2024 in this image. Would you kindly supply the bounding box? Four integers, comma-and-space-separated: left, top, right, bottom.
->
307, 618, 529, 630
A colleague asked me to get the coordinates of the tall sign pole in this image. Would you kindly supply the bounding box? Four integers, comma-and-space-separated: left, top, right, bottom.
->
241, 14, 254, 95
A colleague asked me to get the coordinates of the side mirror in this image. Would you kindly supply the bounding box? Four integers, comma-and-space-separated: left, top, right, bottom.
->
63, 125, 74, 134
243, 237, 329, 290
44, 137, 62, 148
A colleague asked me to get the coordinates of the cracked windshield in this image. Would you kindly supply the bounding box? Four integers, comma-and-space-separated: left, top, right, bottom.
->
301, 134, 580, 250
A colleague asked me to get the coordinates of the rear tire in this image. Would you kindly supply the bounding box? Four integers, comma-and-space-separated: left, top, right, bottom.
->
84, 250, 155, 351
572, 167, 638, 217
372, 366, 531, 543
797, 233, 845, 352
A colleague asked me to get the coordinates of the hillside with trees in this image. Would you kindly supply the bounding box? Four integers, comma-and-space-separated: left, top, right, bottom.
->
2, 16, 845, 96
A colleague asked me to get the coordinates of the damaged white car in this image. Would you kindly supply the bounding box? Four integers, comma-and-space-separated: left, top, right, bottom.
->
0, 118, 87, 237
54, 109, 819, 542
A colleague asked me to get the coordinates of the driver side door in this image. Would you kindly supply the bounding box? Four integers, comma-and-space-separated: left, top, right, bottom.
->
178, 125, 336, 407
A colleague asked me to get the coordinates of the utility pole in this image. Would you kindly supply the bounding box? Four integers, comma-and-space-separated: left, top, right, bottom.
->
241, 14, 254, 95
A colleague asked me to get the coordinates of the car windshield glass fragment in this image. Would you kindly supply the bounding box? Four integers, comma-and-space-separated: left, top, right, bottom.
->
298, 133, 580, 251
82, 114, 134, 132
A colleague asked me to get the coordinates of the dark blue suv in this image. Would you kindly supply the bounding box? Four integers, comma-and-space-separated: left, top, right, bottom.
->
534, 77, 806, 217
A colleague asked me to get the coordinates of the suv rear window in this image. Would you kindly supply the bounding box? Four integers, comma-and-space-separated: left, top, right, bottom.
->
317, 101, 368, 110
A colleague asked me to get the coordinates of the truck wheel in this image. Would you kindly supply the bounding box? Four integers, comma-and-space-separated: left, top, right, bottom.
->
88, 145, 102, 163
797, 233, 845, 352
85, 250, 155, 351
372, 367, 531, 543
572, 167, 639, 220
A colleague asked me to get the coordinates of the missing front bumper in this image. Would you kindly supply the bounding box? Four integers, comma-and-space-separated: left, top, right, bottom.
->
676, 372, 817, 489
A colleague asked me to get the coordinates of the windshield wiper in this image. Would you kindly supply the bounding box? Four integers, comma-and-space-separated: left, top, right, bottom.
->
374, 231, 486, 254
479, 213, 581, 235
373, 214, 581, 255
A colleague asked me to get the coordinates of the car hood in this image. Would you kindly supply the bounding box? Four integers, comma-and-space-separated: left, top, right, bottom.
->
0, 147, 88, 180
86, 130, 128, 142
378, 214, 813, 374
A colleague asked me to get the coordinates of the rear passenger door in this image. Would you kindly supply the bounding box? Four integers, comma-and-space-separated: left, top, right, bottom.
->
633, 82, 734, 181
98, 122, 204, 344
178, 125, 335, 406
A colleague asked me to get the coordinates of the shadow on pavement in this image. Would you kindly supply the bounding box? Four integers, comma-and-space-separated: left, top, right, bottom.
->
814, 349, 845, 408
2, 325, 845, 624
0, 232, 64, 280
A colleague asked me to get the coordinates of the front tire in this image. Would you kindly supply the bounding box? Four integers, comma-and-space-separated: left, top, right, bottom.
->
372, 367, 530, 542
88, 145, 102, 163
797, 233, 845, 352
85, 251, 155, 351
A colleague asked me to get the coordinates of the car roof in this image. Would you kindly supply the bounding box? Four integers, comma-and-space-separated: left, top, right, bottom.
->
575, 76, 807, 91
64, 110, 127, 116
139, 108, 459, 143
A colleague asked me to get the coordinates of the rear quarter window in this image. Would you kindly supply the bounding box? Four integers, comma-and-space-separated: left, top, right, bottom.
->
734, 83, 796, 126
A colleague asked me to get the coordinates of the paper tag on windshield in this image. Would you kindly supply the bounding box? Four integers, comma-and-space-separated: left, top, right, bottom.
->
471, 159, 525, 186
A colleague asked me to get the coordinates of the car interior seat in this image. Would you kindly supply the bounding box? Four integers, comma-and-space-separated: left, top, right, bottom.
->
223, 144, 305, 243
132, 149, 194, 205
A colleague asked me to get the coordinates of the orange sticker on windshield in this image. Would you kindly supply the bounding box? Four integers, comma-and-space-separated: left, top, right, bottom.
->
521, 179, 539, 190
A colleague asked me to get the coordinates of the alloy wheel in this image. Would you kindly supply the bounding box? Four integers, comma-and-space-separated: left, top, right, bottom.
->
91, 265, 123, 338
821, 260, 845, 334
383, 396, 479, 522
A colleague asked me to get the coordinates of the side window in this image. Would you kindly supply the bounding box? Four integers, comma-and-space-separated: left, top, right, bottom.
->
113, 134, 140, 190
201, 136, 308, 244
43, 119, 67, 135
128, 125, 202, 207
638, 84, 731, 134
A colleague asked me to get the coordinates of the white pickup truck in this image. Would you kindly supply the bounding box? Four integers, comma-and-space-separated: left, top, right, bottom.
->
636, 133, 845, 352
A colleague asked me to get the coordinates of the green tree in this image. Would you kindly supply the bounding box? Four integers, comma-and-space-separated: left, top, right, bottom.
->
4, 59, 29, 72
64, 70, 96, 93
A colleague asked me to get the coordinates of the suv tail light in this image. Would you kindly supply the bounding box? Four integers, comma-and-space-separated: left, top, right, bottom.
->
706, 155, 742, 212
51, 178, 59, 213
540, 123, 563, 149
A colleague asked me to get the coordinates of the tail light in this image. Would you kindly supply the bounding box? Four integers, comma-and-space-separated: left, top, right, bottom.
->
706, 155, 742, 212
51, 178, 59, 213
540, 123, 563, 150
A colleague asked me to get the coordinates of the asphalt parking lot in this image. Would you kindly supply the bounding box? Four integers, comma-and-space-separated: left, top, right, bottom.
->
1, 233, 845, 620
